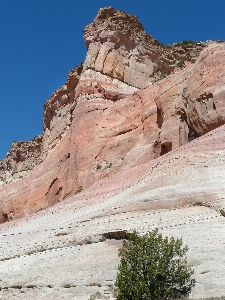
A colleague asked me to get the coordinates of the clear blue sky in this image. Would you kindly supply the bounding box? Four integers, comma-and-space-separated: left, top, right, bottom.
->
0, 0, 224, 159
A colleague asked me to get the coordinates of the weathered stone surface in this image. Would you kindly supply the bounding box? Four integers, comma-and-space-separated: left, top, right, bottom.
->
0, 8, 225, 297
82, 7, 207, 90
0, 7, 225, 300
183, 43, 225, 136
0, 135, 43, 184
0, 124, 225, 299
0, 7, 209, 189
1, 38, 225, 221
42, 63, 83, 153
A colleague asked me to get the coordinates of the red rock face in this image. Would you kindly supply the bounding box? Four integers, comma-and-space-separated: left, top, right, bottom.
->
0, 7, 225, 222
0, 135, 43, 183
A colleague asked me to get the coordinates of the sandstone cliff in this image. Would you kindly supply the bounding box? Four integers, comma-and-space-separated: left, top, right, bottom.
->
0, 6, 225, 221
0, 6, 225, 299
0, 120, 225, 299
0, 135, 43, 184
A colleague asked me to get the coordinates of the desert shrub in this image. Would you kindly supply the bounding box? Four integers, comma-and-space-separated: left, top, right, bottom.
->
105, 162, 113, 169
96, 163, 102, 170
115, 229, 194, 300
75, 185, 83, 194
181, 40, 193, 45
177, 60, 186, 68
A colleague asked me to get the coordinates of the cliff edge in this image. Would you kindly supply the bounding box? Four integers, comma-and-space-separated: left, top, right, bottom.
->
0, 7, 225, 222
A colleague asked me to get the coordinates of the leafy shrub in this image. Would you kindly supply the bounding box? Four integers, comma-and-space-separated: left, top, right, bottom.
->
115, 229, 194, 300
105, 162, 113, 169
177, 60, 186, 68
181, 40, 194, 45
75, 185, 83, 194
96, 163, 102, 170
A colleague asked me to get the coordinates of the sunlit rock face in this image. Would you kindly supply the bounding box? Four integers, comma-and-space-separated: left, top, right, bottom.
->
0, 124, 225, 299
0, 6, 225, 300
0, 6, 225, 224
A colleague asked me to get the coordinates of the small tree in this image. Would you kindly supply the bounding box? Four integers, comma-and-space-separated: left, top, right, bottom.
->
115, 229, 194, 300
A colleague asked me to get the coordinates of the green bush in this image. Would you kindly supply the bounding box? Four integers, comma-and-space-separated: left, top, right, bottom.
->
105, 162, 113, 169
115, 229, 194, 300
96, 163, 102, 170
177, 60, 186, 68
75, 185, 83, 194
181, 40, 193, 45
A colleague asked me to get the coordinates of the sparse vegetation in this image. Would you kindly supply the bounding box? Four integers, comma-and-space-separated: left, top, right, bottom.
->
153, 71, 168, 83
96, 163, 102, 170
89, 291, 106, 300
115, 229, 194, 300
105, 162, 113, 169
37, 207, 44, 212
75, 185, 83, 194
177, 60, 186, 68
181, 40, 194, 45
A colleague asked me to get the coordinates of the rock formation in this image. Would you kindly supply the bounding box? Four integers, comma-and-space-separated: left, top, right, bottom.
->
0, 7, 225, 221
0, 124, 225, 299
0, 135, 43, 184
0, 7, 225, 298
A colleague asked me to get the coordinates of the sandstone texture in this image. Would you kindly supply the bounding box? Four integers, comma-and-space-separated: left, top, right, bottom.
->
83, 6, 206, 88
0, 135, 43, 184
0, 125, 225, 299
0, 6, 225, 299
1, 38, 225, 220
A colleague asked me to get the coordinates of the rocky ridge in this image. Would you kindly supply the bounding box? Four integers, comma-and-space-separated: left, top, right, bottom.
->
0, 7, 208, 186
0, 135, 43, 184
0, 7, 225, 299
1, 7, 225, 220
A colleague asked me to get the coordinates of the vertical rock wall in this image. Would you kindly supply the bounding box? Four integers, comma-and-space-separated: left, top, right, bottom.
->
0, 7, 225, 222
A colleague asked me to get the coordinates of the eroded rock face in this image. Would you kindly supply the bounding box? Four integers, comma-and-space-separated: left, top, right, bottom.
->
0, 135, 43, 184
42, 64, 83, 153
0, 124, 225, 299
83, 6, 206, 89
0, 6, 225, 299
0, 7, 225, 222
183, 43, 225, 136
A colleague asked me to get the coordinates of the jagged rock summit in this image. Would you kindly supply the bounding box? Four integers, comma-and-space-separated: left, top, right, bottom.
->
0, 7, 225, 299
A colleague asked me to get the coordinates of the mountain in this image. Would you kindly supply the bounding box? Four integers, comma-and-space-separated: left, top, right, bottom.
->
0, 7, 225, 299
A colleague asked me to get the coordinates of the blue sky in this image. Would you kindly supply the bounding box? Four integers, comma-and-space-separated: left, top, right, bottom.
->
0, 0, 225, 159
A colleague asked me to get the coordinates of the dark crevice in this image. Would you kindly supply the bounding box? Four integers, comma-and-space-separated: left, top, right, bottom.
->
55, 187, 62, 196
188, 126, 199, 142
178, 109, 199, 142
47, 178, 58, 192
2, 213, 9, 222
160, 142, 172, 156
157, 106, 163, 129
102, 230, 130, 240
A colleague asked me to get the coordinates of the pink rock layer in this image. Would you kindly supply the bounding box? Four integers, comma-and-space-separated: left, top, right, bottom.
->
0, 7, 225, 222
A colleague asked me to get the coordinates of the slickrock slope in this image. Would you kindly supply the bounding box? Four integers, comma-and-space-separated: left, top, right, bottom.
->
0, 7, 224, 220
1, 37, 225, 220
0, 125, 225, 299
0, 6, 225, 298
